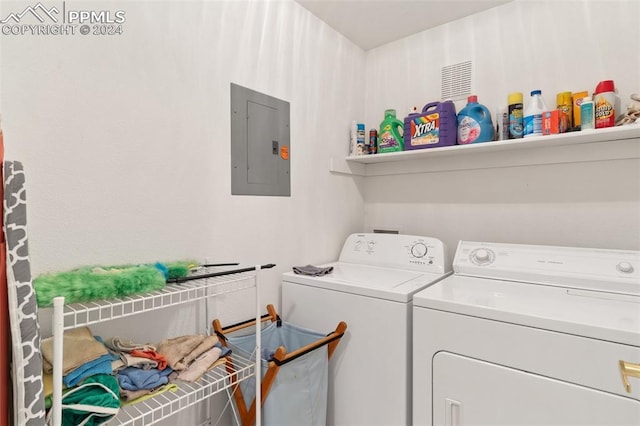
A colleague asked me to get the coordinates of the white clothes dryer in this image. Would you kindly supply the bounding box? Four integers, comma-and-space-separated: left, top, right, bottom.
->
413, 241, 640, 426
282, 233, 451, 425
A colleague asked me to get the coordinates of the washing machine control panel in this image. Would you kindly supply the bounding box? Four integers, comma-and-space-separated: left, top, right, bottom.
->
410, 242, 428, 258
454, 241, 640, 295
339, 233, 449, 274
469, 248, 496, 265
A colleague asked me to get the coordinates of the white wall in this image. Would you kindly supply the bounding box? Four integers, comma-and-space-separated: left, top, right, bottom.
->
363, 0, 640, 259
1, 2, 365, 422
0, 0, 366, 306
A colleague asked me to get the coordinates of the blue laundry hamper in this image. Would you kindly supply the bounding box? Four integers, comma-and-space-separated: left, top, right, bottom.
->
213, 305, 347, 426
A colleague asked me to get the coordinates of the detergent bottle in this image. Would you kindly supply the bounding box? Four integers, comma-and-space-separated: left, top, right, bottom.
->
457, 95, 494, 144
377, 109, 404, 153
593, 80, 619, 129
523, 90, 547, 138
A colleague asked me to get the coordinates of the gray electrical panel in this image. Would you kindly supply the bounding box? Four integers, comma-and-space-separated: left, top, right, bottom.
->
230, 83, 290, 196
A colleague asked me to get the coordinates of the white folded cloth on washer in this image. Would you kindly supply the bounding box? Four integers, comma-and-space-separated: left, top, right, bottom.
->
292, 265, 334, 276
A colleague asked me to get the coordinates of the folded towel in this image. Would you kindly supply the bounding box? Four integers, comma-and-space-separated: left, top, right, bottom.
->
292, 265, 334, 276
117, 366, 173, 391
41, 327, 108, 374
64, 352, 117, 387
111, 353, 159, 371
103, 336, 156, 353
42, 372, 62, 401
129, 349, 168, 370
121, 383, 178, 405
174, 335, 219, 370
176, 347, 222, 382
156, 335, 205, 371
119, 387, 151, 403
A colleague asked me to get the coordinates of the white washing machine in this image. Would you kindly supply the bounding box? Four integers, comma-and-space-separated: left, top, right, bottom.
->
282, 233, 451, 425
413, 240, 640, 426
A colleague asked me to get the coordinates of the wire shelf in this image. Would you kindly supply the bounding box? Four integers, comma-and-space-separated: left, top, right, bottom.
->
107, 352, 255, 426
49, 265, 268, 426
60, 269, 256, 330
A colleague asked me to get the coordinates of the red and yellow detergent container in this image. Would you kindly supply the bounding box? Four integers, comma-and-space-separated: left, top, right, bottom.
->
593, 80, 618, 129
403, 101, 457, 150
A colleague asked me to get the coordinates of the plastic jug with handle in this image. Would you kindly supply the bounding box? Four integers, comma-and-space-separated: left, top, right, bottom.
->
404, 101, 457, 150
457, 95, 495, 144
378, 109, 404, 153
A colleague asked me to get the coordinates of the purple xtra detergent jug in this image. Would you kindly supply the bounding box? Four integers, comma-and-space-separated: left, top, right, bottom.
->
403, 101, 457, 150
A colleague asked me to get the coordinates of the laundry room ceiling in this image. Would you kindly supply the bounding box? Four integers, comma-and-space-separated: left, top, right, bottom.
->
294, 0, 513, 50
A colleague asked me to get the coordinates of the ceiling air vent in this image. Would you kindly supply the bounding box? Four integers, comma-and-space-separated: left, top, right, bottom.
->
441, 61, 472, 101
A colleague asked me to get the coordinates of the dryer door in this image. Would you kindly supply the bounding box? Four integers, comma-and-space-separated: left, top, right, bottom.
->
433, 352, 640, 426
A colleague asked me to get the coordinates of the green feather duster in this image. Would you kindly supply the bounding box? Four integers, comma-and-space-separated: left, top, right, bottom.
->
165, 261, 194, 279
33, 261, 197, 307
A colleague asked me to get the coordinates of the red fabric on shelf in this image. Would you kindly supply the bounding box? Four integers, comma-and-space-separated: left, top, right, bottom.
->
129, 350, 168, 371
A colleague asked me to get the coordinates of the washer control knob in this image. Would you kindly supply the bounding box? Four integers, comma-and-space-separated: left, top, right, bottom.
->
475, 249, 489, 261
411, 243, 428, 258
617, 262, 634, 274
470, 248, 495, 265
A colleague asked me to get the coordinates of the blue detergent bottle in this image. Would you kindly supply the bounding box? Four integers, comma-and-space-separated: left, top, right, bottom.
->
457, 95, 495, 144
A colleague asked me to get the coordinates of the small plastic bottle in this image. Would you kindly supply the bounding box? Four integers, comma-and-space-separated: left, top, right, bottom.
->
508, 92, 524, 139
580, 96, 595, 130
523, 90, 548, 138
496, 106, 509, 141
369, 129, 378, 154
356, 123, 366, 155
349, 121, 357, 155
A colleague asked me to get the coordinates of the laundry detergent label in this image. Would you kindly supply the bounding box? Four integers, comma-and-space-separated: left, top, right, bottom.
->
378, 127, 399, 149
457, 116, 481, 144
594, 94, 615, 128
523, 114, 542, 137
409, 113, 440, 146
508, 103, 523, 138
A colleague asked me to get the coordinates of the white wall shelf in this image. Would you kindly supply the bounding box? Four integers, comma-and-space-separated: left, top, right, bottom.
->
330, 124, 640, 176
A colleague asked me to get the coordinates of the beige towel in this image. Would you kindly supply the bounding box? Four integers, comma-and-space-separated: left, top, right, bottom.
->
177, 347, 223, 382
42, 372, 62, 398
175, 335, 219, 370
111, 353, 159, 371
156, 335, 205, 371
103, 336, 156, 353
41, 326, 108, 374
